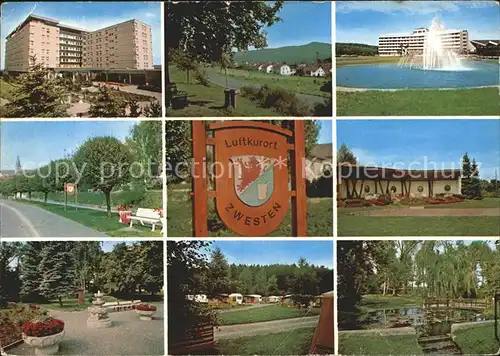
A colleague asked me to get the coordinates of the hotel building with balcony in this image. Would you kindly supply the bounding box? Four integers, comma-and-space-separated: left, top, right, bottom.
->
378, 27, 470, 56
5, 14, 153, 72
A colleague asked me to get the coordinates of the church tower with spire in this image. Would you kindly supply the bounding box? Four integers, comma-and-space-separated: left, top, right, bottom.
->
15, 155, 22, 174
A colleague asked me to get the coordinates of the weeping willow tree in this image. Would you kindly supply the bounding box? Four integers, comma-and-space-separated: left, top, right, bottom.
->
414, 241, 496, 300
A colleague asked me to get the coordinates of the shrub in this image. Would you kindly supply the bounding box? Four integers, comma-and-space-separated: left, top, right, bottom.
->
194, 69, 210, 87
240, 85, 311, 116
137, 84, 162, 93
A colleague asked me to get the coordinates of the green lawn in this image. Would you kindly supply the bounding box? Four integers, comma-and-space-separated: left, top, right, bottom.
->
219, 305, 320, 326
20, 200, 162, 237
31, 190, 162, 210
360, 294, 422, 311
216, 327, 316, 355
338, 216, 500, 236
339, 333, 423, 355
453, 322, 500, 355
425, 197, 500, 209
166, 67, 279, 117
336, 56, 401, 67
0, 77, 20, 101
167, 197, 333, 237
337, 87, 499, 116
218, 68, 330, 98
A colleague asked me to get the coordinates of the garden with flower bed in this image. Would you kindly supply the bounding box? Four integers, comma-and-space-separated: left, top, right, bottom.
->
337, 193, 467, 208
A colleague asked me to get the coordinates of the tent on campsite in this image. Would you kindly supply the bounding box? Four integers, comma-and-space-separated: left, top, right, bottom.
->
309, 290, 334, 354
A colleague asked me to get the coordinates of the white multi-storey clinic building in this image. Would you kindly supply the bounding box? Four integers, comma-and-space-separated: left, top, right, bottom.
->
378, 27, 469, 56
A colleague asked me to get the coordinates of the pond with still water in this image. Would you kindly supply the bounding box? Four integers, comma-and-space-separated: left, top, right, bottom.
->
336, 61, 499, 89
341, 307, 490, 332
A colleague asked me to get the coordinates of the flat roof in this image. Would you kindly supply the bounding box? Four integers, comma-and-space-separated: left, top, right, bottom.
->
380, 29, 466, 37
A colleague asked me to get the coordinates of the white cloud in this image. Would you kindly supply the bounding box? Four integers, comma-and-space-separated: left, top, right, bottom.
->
336, 0, 497, 15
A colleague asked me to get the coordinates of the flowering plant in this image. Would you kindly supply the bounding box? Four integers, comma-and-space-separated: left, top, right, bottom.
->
22, 318, 64, 337
117, 204, 133, 211
153, 208, 164, 217
28, 304, 40, 310
135, 304, 157, 312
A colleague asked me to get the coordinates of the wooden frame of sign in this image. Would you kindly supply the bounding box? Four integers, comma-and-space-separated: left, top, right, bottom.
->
191, 120, 307, 237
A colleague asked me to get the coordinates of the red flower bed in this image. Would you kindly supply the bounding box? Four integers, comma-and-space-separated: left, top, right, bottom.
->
135, 304, 157, 312
28, 304, 40, 310
23, 318, 64, 337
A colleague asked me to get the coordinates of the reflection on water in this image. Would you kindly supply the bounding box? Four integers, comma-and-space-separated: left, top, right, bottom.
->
340, 307, 489, 331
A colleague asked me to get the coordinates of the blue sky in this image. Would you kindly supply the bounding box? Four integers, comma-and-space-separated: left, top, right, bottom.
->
318, 119, 332, 144
1, 2, 162, 69
336, 1, 499, 45
1, 121, 137, 170
205, 241, 334, 269
337, 119, 500, 179
262, 1, 332, 48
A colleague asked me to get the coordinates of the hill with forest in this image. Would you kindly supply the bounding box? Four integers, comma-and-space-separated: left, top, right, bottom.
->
336, 43, 378, 56
234, 42, 332, 64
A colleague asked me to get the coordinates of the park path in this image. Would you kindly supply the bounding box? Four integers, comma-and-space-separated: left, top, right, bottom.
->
219, 303, 273, 314
0, 199, 107, 237
6, 302, 164, 356
339, 326, 416, 336
365, 207, 500, 217
205, 68, 326, 108
215, 315, 319, 340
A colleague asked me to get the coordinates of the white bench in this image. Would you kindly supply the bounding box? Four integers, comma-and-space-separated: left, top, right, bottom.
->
129, 208, 162, 231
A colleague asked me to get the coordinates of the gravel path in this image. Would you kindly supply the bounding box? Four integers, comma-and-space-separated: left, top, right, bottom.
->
215, 315, 319, 340
0, 199, 108, 237
7, 302, 164, 355
205, 69, 326, 108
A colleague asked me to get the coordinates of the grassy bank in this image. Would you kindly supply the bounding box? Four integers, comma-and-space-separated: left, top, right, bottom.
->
360, 294, 422, 311
338, 216, 500, 236
166, 67, 278, 117
339, 333, 422, 355
219, 305, 320, 326
336, 56, 401, 67
19, 200, 161, 237
167, 197, 333, 237
337, 87, 499, 116
216, 327, 315, 355
217, 68, 330, 98
31, 189, 162, 210
453, 322, 500, 355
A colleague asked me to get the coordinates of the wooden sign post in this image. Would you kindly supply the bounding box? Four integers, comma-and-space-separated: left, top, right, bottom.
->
191, 120, 307, 237
64, 183, 76, 212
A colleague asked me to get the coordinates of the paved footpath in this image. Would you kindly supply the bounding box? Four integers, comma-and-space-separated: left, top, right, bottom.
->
0, 199, 107, 237
215, 315, 319, 340
7, 302, 164, 355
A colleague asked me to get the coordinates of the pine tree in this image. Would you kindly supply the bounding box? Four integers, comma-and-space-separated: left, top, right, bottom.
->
38, 242, 76, 306
469, 158, 482, 199
206, 247, 231, 296
88, 86, 126, 117
337, 143, 357, 164
19, 242, 44, 302
461, 153, 472, 197
3, 56, 69, 117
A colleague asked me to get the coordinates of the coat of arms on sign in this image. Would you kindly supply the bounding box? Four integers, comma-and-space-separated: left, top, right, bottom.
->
231, 155, 276, 207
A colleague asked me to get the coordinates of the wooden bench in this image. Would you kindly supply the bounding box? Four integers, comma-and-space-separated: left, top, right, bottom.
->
129, 208, 162, 231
